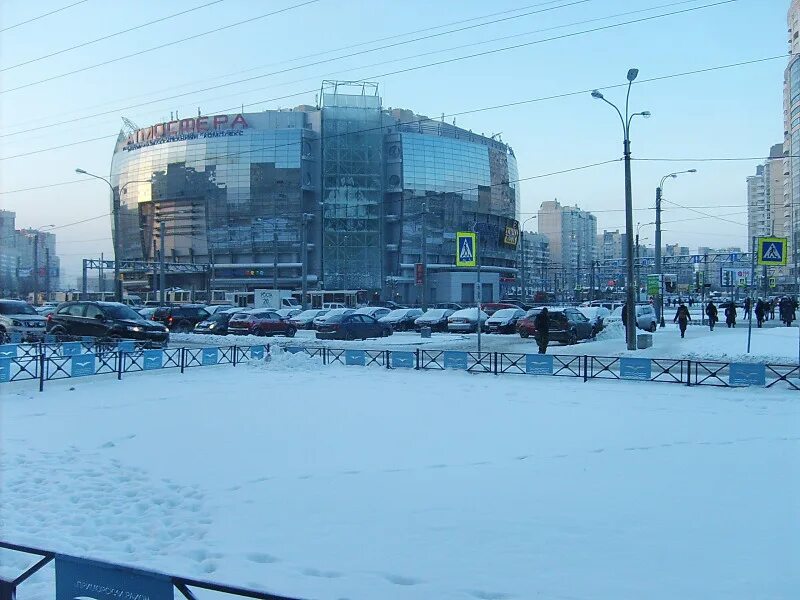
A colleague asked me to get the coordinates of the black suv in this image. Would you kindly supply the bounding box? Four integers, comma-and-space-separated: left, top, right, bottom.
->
47, 301, 169, 346
152, 304, 210, 332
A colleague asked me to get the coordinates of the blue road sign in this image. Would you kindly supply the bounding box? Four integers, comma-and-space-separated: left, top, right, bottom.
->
0, 358, 11, 383
455, 232, 477, 267
729, 363, 766, 386
117, 340, 135, 353
620, 357, 652, 380
728, 252, 740, 263
251, 345, 265, 359
391, 351, 415, 368
71, 354, 96, 377
143, 349, 163, 370
0, 344, 18, 359
61, 341, 82, 357
443, 351, 468, 370
525, 354, 553, 375
56, 556, 172, 600
757, 237, 788, 266
345, 350, 366, 366
201, 347, 219, 366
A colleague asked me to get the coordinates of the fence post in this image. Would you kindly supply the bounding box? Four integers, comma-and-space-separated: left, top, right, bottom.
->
385, 350, 390, 369
180, 347, 185, 374
415, 348, 420, 370
323, 348, 327, 365
583, 355, 588, 382
233, 345, 238, 367
493, 352, 498, 375
686, 360, 692, 386
117, 350, 123, 380
0, 578, 17, 600
38, 353, 45, 392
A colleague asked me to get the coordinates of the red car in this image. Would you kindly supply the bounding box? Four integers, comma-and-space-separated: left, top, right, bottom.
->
228, 310, 297, 337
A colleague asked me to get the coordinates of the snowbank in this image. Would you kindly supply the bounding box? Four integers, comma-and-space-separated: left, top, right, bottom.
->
2, 365, 797, 600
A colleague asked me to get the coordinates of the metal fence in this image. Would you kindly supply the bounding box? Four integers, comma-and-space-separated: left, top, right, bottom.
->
0, 339, 267, 392
284, 346, 800, 390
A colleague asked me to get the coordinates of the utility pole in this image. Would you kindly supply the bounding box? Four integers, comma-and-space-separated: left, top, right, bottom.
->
635, 231, 640, 302
519, 229, 525, 301
81, 259, 88, 297
591, 260, 596, 302
301, 213, 310, 310
273, 227, 279, 290
99, 252, 105, 297
421, 202, 428, 310
655, 185, 663, 326
747, 236, 755, 353
44, 247, 50, 302
159, 221, 166, 305
476, 232, 482, 355
32, 233, 40, 304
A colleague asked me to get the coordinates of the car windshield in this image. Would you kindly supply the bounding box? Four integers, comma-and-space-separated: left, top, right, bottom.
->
421, 309, 446, 319
102, 304, 143, 320
492, 308, 519, 318
322, 314, 345, 323
0, 301, 38, 315
385, 309, 408, 319
207, 313, 230, 323
296, 310, 321, 319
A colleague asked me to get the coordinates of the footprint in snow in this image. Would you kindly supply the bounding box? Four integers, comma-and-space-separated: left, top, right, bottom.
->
302, 568, 341, 578
383, 574, 423, 586
246, 552, 279, 564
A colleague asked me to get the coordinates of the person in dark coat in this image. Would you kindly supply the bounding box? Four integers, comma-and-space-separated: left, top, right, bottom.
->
755, 299, 766, 328
533, 307, 550, 354
769, 299, 777, 320
673, 301, 692, 338
724, 302, 737, 328
705, 301, 718, 331
744, 297, 752, 319
780, 297, 795, 327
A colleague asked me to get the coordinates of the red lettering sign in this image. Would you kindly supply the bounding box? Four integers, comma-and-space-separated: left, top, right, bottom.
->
196, 116, 209, 132
167, 120, 179, 136
212, 115, 228, 129
179, 118, 195, 133
231, 114, 249, 128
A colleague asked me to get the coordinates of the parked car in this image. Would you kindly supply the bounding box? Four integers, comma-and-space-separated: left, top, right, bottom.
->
383, 301, 407, 309
47, 301, 169, 346
203, 304, 236, 315
228, 310, 297, 337
0, 300, 48, 342
355, 306, 391, 320
606, 304, 658, 332
322, 302, 347, 309
480, 302, 519, 316
137, 306, 159, 320
193, 309, 244, 335
432, 302, 462, 310
498, 299, 531, 311
578, 306, 611, 335
447, 307, 489, 333
290, 309, 328, 330
517, 307, 594, 345
313, 308, 354, 329
316, 313, 392, 340
414, 308, 454, 332
379, 308, 424, 331
152, 304, 210, 333
485, 308, 526, 334
275, 307, 302, 319
35, 306, 57, 318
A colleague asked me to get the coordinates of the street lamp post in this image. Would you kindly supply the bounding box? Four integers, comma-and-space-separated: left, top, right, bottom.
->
591, 70, 650, 351
77, 168, 152, 302
655, 169, 696, 327
519, 215, 538, 302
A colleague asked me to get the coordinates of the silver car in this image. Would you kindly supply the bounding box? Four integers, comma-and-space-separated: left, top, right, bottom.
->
447, 308, 489, 333
0, 300, 48, 342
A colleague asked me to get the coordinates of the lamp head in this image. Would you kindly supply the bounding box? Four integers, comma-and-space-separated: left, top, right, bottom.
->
591, 90, 604, 100
75, 168, 87, 174
640, 111, 651, 118
688, 169, 697, 173
627, 68, 639, 82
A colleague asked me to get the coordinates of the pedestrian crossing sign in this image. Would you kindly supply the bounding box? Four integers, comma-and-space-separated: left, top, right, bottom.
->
757, 236, 788, 266
456, 231, 477, 267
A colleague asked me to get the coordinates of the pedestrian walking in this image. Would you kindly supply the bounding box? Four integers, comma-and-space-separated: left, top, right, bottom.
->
755, 299, 765, 328
705, 301, 718, 331
769, 299, 777, 320
673, 301, 692, 338
688, 297, 694, 308
724, 303, 737, 328
780, 297, 795, 327
534, 307, 550, 354
744, 297, 752, 319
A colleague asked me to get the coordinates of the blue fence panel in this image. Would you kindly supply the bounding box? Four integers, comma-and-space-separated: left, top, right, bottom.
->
526, 354, 554, 375
61, 342, 83, 357
0, 344, 18, 359
70, 354, 96, 377
390, 351, 415, 368
284, 347, 303, 354
443, 351, 468, 370
55, 555, 173, 600
345, 350, 366, 366
729, 363, 766, 386
202, 347, 219, 366
620, 357, 652, 381
250, 345, 265, 359
143, 349, 163, 370
0, 358, 10, 382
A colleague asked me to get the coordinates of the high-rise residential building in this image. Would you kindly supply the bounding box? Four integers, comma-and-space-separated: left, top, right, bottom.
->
748, 145, 786, 243
598, 229, 627, 260
518, 231, 549, 298
0, 210, 18, 294
0, 211, 60, 297
537, 199, 596, 293
784, 0, 800, 279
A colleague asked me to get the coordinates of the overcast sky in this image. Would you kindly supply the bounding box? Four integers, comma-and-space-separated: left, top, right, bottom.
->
0, 0, 788, 281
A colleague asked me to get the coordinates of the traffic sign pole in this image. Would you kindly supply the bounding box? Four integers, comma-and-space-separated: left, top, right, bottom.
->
747, 236, 755, 354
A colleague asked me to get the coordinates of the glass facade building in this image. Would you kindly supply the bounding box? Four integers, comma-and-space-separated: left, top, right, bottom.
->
110, 82, 520, 303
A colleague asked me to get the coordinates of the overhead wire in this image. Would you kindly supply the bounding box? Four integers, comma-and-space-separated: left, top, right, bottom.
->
0, 0, 88, 33
0, 0, 227, 72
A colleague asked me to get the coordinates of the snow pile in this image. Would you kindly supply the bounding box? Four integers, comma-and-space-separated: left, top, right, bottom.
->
2, 366, 798, 600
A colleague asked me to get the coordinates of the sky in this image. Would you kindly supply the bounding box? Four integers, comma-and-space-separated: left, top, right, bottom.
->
0, 0, 789, 282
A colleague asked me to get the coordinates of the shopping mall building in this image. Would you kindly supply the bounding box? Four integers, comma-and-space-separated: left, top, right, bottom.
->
111, 81, 521, 304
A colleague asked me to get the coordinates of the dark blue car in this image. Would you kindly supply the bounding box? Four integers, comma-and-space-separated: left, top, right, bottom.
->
316, 313, 392, 340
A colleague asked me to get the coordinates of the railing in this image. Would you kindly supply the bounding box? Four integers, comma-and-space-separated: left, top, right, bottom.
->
282, 346, 800, 391
0, 540, 302, 600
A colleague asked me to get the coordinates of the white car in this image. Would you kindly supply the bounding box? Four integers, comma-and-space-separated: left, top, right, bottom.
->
322, 302, 347, 309
578, 306, 611, 334
204, 304, 236, 315
275, 307, 302, 319
313, 307, 354, 328
355, 306, 391, 320
607, 304, 658, 332
485, 308, 526, 334
290, 309, 328, 330
0, 300, 48, 342
447, 308, 489, 333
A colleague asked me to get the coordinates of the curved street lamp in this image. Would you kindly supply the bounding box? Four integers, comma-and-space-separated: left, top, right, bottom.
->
591, 68, 651, 350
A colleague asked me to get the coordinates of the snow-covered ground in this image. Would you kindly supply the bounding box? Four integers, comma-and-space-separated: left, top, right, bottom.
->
2, 356, 798, 600
172, 321, 800, 364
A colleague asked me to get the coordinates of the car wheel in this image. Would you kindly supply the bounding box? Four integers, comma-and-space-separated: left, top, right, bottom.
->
519, 330, 529, 338
286, 328, 296, 338
0, 327, 7, 344
49, 326, 66, 338
568, 330, 578, 345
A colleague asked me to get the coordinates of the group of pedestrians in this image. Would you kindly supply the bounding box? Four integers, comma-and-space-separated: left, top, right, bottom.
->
697, 296, 798, 333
